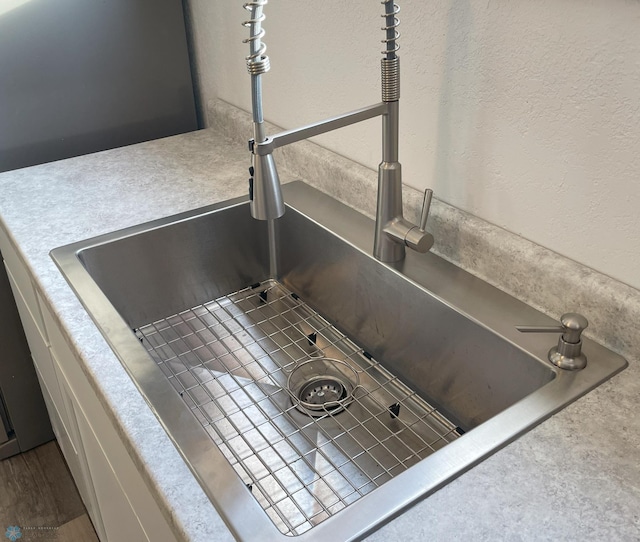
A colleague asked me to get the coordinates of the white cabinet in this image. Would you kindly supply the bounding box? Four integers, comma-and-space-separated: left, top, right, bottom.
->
0, 228, 177, 542
54, 355, 106, 540
75, 405, 147, 542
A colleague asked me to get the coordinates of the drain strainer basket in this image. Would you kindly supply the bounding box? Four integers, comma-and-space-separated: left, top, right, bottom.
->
287, 358, 359, 417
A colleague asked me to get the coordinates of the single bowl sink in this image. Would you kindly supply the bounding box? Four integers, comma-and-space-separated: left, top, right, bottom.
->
51, 181, 627, 541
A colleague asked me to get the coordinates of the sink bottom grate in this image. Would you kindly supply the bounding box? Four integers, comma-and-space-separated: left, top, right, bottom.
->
135, 280, 459, 536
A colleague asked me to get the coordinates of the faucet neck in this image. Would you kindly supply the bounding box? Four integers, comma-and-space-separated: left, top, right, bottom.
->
382, 100, 399, 163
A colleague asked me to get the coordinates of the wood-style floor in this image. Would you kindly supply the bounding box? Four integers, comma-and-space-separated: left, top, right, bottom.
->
0, 440, 98, 541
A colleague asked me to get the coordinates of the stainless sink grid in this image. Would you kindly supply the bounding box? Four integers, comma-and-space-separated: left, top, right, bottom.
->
134, 279, 459, 536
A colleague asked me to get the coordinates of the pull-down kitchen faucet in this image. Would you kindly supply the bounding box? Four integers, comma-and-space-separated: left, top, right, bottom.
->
244, 0, 434, 263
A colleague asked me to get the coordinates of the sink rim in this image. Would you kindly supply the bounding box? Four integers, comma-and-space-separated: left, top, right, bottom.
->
50, 181, 627, 541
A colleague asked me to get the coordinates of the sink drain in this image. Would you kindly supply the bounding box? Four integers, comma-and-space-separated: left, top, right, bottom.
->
288, 358, 359, 417
300, 378, 347, 406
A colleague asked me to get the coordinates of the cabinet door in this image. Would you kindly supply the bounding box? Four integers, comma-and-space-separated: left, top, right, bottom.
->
41, 303, 177, 542
55, 363, 106, 541
75, 403, 148, 542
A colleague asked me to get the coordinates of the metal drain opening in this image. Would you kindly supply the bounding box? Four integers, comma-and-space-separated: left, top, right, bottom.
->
300, 378, 345, 404
288, 358, 358, 417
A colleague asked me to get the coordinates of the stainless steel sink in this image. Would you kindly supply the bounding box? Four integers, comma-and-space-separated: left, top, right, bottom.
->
51, 181, 627, 541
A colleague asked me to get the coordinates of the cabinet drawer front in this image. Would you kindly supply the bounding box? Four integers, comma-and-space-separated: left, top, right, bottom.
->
0, 228, 47, 338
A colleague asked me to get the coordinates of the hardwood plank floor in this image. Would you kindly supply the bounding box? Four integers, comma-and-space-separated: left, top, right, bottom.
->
56, 514, 98, 539
0, 441, 99, 541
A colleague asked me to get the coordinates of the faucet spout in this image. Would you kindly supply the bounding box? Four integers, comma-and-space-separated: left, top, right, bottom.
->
243, 1, 435, 262
250, 153, 284, 220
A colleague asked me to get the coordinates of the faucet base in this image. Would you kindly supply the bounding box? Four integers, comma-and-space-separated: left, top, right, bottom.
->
374, 232, 406, 263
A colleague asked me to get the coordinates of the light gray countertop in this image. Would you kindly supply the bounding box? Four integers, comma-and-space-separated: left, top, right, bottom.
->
1, 125, 638, 542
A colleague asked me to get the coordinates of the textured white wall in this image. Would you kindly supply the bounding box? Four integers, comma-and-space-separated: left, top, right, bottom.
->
188, 0, 640, 290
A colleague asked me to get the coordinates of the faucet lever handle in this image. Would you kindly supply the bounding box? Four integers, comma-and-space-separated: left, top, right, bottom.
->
419, 189, 433, 232
402, 188, 435, 254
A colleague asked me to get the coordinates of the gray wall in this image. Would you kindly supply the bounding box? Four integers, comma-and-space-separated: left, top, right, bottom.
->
0, 0, 197, 172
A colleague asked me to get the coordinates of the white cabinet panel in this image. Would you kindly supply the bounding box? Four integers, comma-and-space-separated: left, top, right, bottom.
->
4, 264, 64, 419
54, 358, 106, 541
33, 364, 67, 451
75, 404, 148, 542
0, 231, 47, 338
41, 298, 177, 542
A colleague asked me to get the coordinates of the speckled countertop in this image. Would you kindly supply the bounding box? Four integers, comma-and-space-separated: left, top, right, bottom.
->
1, 111, 639, 541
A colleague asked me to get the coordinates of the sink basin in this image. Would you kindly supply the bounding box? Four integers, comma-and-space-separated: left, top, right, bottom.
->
51, 181, 627, 541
